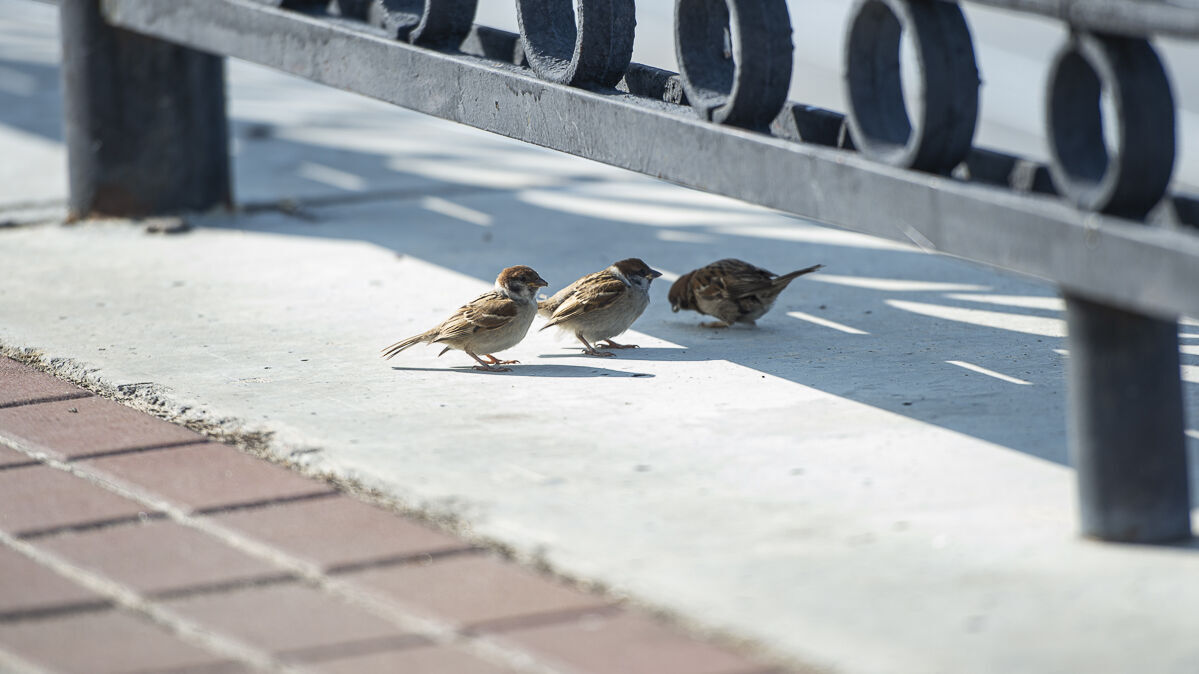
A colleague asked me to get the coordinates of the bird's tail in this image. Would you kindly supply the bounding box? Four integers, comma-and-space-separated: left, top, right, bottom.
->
380, 330, 434, 360
773, 263, 825, 288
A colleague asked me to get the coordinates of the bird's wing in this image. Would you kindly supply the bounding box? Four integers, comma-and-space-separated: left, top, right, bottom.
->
710, 260, 778, 299
542, 273, 628, 329
433, 292, 519, 342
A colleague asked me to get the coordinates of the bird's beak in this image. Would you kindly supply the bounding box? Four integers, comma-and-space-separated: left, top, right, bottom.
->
648, 269, 663, 279
533, 277, 549, 288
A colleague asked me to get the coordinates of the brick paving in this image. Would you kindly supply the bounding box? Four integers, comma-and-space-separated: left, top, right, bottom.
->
0, 357, 789, 673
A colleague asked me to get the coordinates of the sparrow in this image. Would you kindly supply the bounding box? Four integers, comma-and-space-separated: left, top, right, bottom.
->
538, 258, 663, 357
381, 265, 548, 372
668, 259, 824, 327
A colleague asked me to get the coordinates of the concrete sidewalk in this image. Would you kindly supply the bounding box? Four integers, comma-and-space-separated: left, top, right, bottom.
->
2, 2, 1198, 673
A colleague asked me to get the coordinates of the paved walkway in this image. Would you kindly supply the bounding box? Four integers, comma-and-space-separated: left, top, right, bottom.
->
2, 3, 1199, 674
0, 356, 789, 674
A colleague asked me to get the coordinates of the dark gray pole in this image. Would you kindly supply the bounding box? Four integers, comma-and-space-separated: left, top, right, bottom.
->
59, 0, 232, 219
1064, 294, 1192, 543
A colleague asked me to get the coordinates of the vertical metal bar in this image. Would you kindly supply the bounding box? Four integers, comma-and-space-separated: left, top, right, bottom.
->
59, 0, 232, 219
1064, 294, 1192, 542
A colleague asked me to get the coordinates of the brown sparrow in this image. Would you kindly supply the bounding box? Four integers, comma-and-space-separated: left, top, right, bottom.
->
668, 259, 824, 327
538, 258, 663, 357
382, 265, 548, 372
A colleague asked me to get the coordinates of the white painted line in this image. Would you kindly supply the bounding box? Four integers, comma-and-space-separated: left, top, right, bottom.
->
943, 294, 1065, 311
654, 268, 681, 283
655, 229, 716, 244
420, 196, 493, 226
887, 300, 1066, 337
787, 311, 870, 335
519, 188, 733, 225
1186, 430, 1199, 441
295, 161, 366, 192
1183, 364, 1199, 384
946, 360, 1033, 386
1053, 349, 1069, 357
809, 274, 988, 293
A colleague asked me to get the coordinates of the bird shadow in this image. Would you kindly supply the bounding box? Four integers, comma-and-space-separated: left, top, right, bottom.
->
535, 347, 702, 362
389, 364, 653, 378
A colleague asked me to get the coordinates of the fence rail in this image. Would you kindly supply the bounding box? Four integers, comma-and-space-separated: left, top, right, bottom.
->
54, 0, 1197, 543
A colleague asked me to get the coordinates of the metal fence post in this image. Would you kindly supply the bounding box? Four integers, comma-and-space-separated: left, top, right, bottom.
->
1064, 294, 1192, 543
59, 0, 231, 219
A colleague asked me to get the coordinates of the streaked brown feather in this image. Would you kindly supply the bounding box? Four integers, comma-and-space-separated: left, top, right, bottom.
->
540, 273, 628, 330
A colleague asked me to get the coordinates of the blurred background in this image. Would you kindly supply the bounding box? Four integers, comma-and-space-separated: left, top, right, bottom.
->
478, 0, 1199, 191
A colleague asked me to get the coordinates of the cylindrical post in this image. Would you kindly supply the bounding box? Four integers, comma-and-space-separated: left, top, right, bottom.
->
1064, 294, 1192, 543
59, 0, 232, 219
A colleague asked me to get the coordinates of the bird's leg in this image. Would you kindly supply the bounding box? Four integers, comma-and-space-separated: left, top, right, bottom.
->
700, 320, 731, 329
576, 334, 615, 357
598, 339, 639, 349
483, 354, 519, 365
466, 350, 510, 372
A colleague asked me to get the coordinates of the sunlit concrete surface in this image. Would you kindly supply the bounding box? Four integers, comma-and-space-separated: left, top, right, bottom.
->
2, 2, 1199, 673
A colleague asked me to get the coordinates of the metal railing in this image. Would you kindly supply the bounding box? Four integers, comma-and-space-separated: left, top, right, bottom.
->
55, 0, 1197, 542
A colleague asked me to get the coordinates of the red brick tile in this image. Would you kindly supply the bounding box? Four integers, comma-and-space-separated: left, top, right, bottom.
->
37, 519, 281, 596
84, 442, 333, 512
0, 465, 153, 536
0, 396, 204, 459
0, 358, 91, 408
0, 546, 108, 616
312, 643, 519, 674
212, 495, 466, 571
344, 554, 611, 627
164, 582, 406, 657
0, 608, 234, 672
0, 445, 35, 468
501, 611, 767, 674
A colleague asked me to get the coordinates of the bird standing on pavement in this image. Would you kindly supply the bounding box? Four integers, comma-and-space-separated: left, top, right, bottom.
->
381, 265, 548, 372
538, 258, 663, 357
668, 258, 824, 327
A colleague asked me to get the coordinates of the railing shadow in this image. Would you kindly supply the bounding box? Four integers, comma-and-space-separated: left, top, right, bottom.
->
196, 110, 1198, 499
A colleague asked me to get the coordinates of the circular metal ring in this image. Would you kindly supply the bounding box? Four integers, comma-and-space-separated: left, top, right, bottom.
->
1045, 33, 1175, 219
367, 0, 479, 48
842, 0, 979, 173
674, 0, 794, 130
515, 0, 636, 88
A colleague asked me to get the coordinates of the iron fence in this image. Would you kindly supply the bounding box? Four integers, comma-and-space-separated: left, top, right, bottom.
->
53, 0, 1198, 542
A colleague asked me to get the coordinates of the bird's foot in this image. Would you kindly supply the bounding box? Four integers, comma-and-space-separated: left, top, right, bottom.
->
583, 349, 616, 358
599, 340, 639, 349
484, 355, 519, 365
